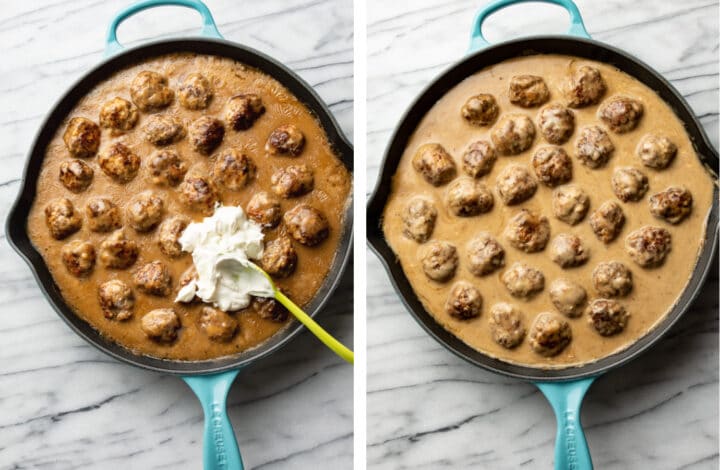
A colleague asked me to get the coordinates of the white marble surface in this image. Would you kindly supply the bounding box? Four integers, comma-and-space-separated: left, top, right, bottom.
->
0, 0, 352, 469
367, 1, 718, 468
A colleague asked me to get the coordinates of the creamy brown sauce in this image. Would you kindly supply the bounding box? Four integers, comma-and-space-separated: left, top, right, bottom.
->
383, 55, 714, 369
28, 53, 351, 361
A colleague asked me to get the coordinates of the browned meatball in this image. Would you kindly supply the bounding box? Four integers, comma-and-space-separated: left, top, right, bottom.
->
199, 307, 238, 342
412, 143, 456, 186
532, 147, 572, 187
130, 71, 173, 112
61, 240, 96, 277
178, 265, 198, 299
599, 96, 643, 134
529, 313, 572, 357
179, 176, 220, 214
563, 65, 606, 108
462, 140, 496, 178
418, 240, 458, 282
611, 167, 648, 202
148, 149, 188, 186
509, 75, 550, 107
489, 303, 526, 348
466, 232, 505, 276
247, 191, 281, 228
445, 281, 482, 320
226, 94, 265, 131
495, 164, 537, 205
649, 186, 692, 224
271, 164, 313, 198
142, 115, 184, 146
86, 198, 121, 233
549, 278, 587, 317
637, 134, 677, 169
157, 216, 189, 257
134, 261, 172, 296
587, 299, 628, 336
552, 185, 590, 225
575, 125, 614, 168
537, 104, 575, 144
127, 192, 164, 232
625, 226, 672, 268
402, 197, 437, 243
189, 117, 225, 155
252, 297, 289, 322
99, 97, 138, 134
592, 261, 633, 297
266, 124, 305, 156
550, 233, 589, 268
99, 229, 138, 269
98, 280, 135, 321
59, 159, 93, 193
214, 148, 255, 191
491, 114, 536, 155
283, 204, 329, 246
45, 198, 82, 240
63, 117, 100, 158
461, 94, 499, 126
141, 308, 180, 342
504, 209, 550, 253
261, 236, 297, 278
446, 178, 493, 216
178, 73, 213, 110
98, 142, 140, 183
589, 201, 625, 243
501, 262, 544, 298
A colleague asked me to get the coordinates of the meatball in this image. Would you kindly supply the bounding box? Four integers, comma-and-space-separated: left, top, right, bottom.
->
461, 94, 499, 126
537, 104, 575, 144
412, 143, 457, 186
133, 261, 172, 296
598, 96, 643, 134
213, 148, 255, 191
495, 164, 537, 205
587, 299, 629, 336
402, 197, 437, 243
179, 176, 220, 213
178, 73, 213, 110
99, 229, 138, 269
529, 313, 572, 357
59, 159, 93, 193
611, 167, 648, 202
271, 164, 313, 198
45, 198, 82, 240
266, 124, 305, 157
552, 185, 590, 225
625, 226, 672, 268
261, 236, 297, 278
148, 149, 188, 186
141, 308, 180, 342
649, 186, 692, 224
130, 71, 173, 112
446, 178, 493, 216
127, 192, 164, 232
226, 94, 265, 131
549, 278, 587, 317
489, 303, 526, 348
466, 232, 505, 276
63, 117, 100, 158
84, 198, 121, 234
575, 125, 614, 168
504, 209, 550, 253
98, 280, 135, 321
550, 233, 589, 268
501, 262, 544, 298
142, 114, 184, 146
418, 240, 458, 282
462, 140, 497, 178
199, 307, 238, 342
637, 134, 677, 169
178, 266, 199, 301
247, 191, 282, 228
509, 75, 550, 107
531, 147, 572, 187
61, 240, 96, 277
563, 65, 606, 108
592, 261, 633, 297
157, 216, 189, 257
589, 201, 624, 243
491, 114, 536, 155
98, 142, 140, 183
283, 204, 329, 246
444, 281, 482, 320
99, 97, 138, 134
252, 297, 289, 322
188, 116, 225, 155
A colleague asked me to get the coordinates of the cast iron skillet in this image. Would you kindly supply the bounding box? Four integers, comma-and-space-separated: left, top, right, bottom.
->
5, 1, 353, 469
366, 0, 718, 468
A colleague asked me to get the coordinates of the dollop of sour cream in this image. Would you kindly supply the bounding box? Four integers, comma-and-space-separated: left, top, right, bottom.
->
175, 205, 274, 311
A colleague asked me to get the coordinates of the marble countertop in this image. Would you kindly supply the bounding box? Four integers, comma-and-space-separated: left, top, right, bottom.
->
0, 1, 352, 469
366, 0, 718, 468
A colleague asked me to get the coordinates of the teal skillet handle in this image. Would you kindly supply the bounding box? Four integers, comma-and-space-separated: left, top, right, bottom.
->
183, 370, 244, 470
105, 0, 223, 57
536, 377, 596, 470
468, 0, 590, 53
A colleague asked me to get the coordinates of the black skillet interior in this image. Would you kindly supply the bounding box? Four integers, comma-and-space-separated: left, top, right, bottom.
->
7, 38, 354, 376
367, 36, 719, 382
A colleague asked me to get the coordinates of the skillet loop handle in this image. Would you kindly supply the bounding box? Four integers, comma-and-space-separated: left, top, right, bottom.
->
536, 377, 596, 470
468, 0, 590, 53
105, 0, 222, 57
183, 370, 244, 470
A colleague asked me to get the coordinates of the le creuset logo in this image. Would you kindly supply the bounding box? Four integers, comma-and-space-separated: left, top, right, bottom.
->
564, 411, 578, 469
211, 403, 228, 468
